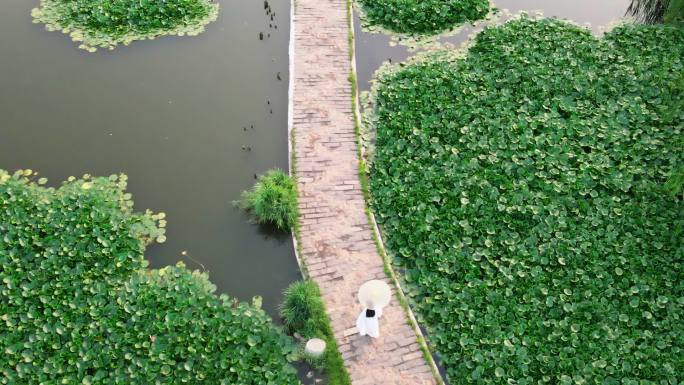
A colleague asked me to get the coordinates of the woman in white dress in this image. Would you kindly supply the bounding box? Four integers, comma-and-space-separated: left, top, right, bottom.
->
356, 305, 382, 338
356, 280, 391, 338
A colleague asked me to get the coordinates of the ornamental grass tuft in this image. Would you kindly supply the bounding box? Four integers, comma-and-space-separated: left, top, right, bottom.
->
238, 169, 298, 231
281, 280, 328, 337
280, 280, 351, 385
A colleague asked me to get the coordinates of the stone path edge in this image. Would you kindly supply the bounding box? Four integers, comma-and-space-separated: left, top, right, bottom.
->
286, 0, 446, 383
287, 0, 305, 274
347, 3, 445, 384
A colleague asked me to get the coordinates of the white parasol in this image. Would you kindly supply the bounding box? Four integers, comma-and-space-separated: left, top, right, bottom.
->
357, 280, 391, 309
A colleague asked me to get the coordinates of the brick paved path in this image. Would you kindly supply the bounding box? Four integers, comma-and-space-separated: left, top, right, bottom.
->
290, 1, 438, 384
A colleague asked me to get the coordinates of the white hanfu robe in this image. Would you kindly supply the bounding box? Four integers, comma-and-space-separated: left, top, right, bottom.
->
356, 307, 382, 338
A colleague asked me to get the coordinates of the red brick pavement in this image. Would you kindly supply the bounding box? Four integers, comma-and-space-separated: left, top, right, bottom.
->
290, 0, 438, 383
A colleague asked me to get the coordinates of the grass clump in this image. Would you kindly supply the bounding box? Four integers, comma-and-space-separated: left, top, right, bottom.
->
281, 280, 329, 337
238, 169, 298, 231
357, 0, 489, 35
31, 0, 219, 51
367, 17, 684, 384
0, 169, 300, 384
281, 280, 352, 385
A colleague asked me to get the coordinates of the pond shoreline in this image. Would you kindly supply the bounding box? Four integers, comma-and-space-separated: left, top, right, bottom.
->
0, 0, 299, 316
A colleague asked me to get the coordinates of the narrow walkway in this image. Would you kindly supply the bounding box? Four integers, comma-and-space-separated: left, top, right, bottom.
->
291, 1, 437, 384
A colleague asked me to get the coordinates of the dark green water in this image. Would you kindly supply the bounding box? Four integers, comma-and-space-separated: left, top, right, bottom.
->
0, 0, 300, 315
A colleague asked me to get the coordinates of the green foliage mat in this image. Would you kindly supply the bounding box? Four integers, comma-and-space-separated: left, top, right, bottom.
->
367, 17, 684, 383
31, 0, 219, 51
0, 170, 300, 384
356, 0, 489, 35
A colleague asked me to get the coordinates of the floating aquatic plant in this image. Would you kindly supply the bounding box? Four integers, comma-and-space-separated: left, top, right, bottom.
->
0, 170, 301, 384
367, 16, 684, 384
280, 280, 351, 385
356, 0, 489, 36
31, 0, 219, 51
237, 169, 298, 231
